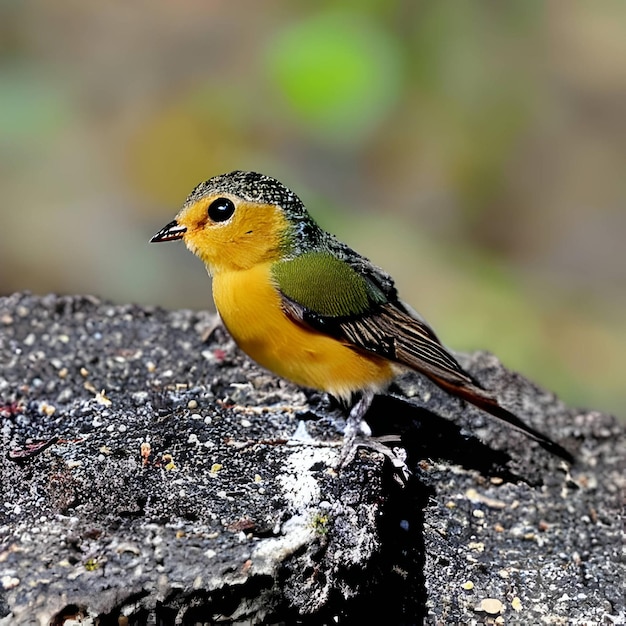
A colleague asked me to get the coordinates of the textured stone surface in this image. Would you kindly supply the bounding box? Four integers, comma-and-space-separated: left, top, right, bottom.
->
0, 292, 623, 625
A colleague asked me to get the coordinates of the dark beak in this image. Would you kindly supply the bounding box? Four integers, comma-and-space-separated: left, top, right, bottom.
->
150, 220, 187, 243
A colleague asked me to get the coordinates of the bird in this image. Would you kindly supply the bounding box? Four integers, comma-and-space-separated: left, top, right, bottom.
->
151, 170, 573, 462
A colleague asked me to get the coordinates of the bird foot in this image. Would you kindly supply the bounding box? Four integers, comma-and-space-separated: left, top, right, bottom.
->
337, 432, 411, 484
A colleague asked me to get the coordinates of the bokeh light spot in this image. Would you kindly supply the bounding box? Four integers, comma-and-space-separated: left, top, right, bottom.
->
266, 11, 404, 143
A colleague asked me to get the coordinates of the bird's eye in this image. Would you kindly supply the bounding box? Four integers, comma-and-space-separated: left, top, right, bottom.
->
208, 197, 236, 223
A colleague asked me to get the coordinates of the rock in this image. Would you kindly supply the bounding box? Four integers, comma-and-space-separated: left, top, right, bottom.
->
0, 292, 623, 624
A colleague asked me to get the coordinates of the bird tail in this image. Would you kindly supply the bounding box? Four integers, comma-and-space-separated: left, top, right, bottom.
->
434, 376, 574, 463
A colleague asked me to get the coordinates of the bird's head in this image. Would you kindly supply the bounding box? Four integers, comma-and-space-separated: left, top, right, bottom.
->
151, 171, 320, 274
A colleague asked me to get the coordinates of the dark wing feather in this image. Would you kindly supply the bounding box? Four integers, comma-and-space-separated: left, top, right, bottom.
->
338, 301, 472, 382
275, 243, 473, 386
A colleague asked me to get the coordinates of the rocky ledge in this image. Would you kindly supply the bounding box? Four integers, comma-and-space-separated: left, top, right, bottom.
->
0, 292, 623, 625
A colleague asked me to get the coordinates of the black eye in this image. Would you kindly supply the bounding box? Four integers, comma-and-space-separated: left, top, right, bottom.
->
208, 197, 235, 222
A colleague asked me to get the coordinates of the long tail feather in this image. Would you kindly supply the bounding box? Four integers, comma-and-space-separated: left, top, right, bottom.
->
433, 376, 574, 463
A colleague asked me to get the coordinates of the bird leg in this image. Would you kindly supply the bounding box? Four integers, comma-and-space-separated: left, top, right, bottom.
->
336, 392, 411, 482
337, 390, 375, 466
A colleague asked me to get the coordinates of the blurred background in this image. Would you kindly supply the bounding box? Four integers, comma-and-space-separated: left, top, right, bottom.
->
1, 0, 624, 417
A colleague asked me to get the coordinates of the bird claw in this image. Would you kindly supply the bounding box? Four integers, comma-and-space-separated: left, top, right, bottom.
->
337, 436, 411, 486
291, 393, 411, 484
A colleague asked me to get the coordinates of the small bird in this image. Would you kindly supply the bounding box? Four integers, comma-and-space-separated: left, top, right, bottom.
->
151, 170, 572, 462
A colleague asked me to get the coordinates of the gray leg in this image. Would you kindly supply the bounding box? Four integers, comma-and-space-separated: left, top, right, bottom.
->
338, 392, 411, 482
338, 390, 375, 466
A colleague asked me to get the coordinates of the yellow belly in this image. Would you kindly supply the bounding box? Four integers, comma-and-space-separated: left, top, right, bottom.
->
212, 263, 395, 400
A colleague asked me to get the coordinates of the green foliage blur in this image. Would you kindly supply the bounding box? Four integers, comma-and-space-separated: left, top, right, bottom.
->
1, 1, 624, 417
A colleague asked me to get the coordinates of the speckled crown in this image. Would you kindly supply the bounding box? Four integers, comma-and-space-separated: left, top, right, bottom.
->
184, 171, 307, 217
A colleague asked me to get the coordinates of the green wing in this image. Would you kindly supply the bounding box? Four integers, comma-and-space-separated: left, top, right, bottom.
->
271, 251, 387, 318
271, 250, 470, 381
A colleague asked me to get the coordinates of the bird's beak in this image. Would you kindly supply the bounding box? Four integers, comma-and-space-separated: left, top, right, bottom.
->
150, 220, 187, 243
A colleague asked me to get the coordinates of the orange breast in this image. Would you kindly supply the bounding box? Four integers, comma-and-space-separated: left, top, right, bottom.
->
211, 263, 395, 400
